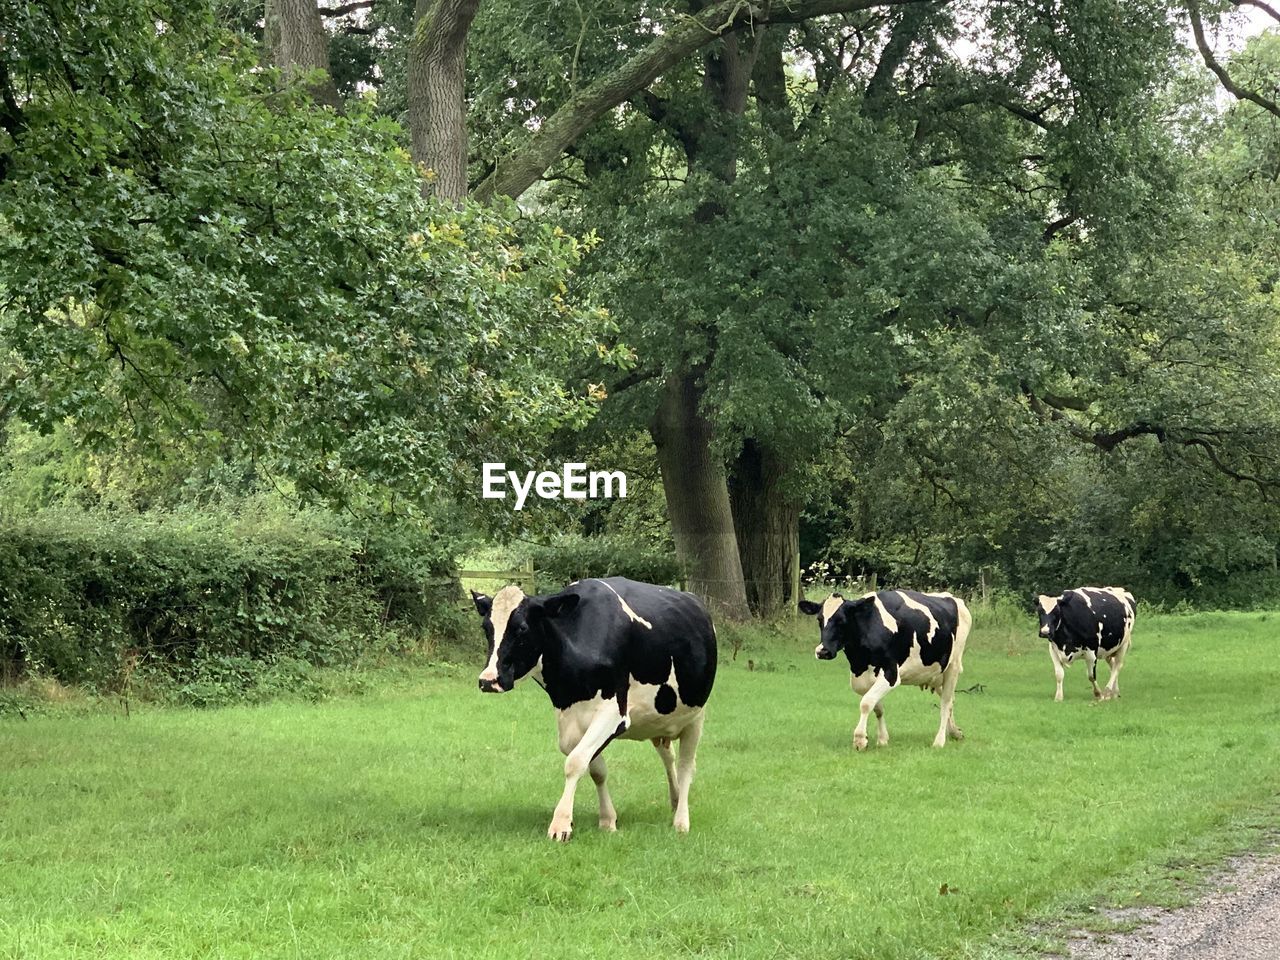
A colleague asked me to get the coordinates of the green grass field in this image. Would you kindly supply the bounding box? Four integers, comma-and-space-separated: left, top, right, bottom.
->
3, 611, 1280, 960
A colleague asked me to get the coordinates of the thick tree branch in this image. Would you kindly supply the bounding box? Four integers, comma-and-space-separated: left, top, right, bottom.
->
1189, 0, 1280, 118
863, 2, 934, 118
752, 26, 797, 143
0, 59, 22, 134
1025, 387, 1279, 499
1036, 390, 1090, 412
1181, 437, 1274, 497
474, 0, 942, 202
0, 60, 23, 182
319, 0, 375, 15
609, 368, 661, 395
1043, 213, 1077, 242
1232, 0, 1280, 23
995, 97, 1056, 130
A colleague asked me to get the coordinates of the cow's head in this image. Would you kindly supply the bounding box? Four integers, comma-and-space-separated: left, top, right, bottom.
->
798, 593, 869, 660
1035, 593, 1063, 641
471, 585, 580, 693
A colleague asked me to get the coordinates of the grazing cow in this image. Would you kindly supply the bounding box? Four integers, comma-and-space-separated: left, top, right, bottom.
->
471, 577, 716, 842
1036, 587, 1136, 701
798, 590, 971, 751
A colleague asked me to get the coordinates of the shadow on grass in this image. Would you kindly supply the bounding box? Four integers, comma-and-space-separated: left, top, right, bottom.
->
360, 787, 683, 842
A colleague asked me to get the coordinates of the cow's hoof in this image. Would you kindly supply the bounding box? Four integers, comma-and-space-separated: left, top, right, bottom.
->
673, 816, 690, 834
949, 729, 964, 742
931, 739, 946, 749
877, 736, 889, 747
1054, 694, 1063, 702
599, 817, 617, 833
853, 733, 869, 752
548, 820, 573, 842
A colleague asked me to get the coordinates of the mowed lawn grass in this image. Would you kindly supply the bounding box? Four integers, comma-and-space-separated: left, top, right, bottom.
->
3, 612, 1280, 960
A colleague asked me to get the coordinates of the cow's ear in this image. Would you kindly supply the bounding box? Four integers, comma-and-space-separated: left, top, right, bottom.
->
798, 600, 823, 616
470, 590, 492, 617
537, 592, 581, 620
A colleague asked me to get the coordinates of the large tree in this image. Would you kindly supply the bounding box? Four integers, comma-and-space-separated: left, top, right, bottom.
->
265, 0, 1276, 617
0, 0, 614, 523
11, 0, 1276, 617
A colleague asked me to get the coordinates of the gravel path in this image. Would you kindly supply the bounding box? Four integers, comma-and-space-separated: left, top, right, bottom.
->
1066, 852, 1280, 960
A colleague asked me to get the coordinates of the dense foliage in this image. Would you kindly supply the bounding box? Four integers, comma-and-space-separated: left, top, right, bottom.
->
4, 0, 1280, 662
456, 5, 1280, 610
0, 509, 459, 701
0, 0, 617, 523
510, 533, 684, 594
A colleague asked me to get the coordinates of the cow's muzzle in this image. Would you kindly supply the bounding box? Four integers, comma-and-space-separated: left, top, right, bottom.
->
478, 677, 507, 693
815, 646, 837, 661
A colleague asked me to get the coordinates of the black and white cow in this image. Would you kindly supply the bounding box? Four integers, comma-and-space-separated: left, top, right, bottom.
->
798, 590, 971, 750
472, 577, 716, 842
1036, 587, 1136, 701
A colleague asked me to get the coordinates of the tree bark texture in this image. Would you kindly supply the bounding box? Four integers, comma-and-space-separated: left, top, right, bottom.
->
651, 375, 751, 621
730, 440, 802, 618
265, 0, 344, 111
408, 0, 482, 201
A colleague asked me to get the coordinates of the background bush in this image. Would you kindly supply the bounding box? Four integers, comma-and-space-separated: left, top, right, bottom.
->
510, 534, 685, 593
0, 510, 459, 701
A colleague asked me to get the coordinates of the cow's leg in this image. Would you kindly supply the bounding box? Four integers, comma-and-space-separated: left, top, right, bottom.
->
548, 699, 628, 842
873, 703, 889, 747
934, 667, 962, 748
1050, 645, 1065, 701
672, 714, 703, 833
589, 755, 617, 832
1103, 642, 1129, 700
1084, 650, 1102, 699
853, 675, 893, 751
653, 737, 679, 811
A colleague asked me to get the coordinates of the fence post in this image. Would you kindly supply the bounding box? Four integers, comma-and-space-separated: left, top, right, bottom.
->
521, 558, 535, 594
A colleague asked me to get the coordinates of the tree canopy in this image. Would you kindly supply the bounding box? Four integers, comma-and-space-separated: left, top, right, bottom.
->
1, 0, 618, 524
3, 0, 1280, 613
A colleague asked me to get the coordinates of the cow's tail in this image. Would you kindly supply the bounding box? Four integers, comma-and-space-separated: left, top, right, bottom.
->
951, 596, 972, 674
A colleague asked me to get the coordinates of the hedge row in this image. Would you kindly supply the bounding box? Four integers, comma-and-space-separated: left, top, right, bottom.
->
0, 512, 459, 694
512, 534, 684, 594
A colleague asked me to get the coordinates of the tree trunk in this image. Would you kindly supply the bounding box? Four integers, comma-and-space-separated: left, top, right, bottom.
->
730, 440, 801, 617
264, 0, 343, 111
408, 0, 482, 201
862, 2, 932, 120
651, 375, 750, 621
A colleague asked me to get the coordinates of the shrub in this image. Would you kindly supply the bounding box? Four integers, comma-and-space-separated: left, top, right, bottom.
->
0, 510, 458, 696
512, 534, 685, 593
